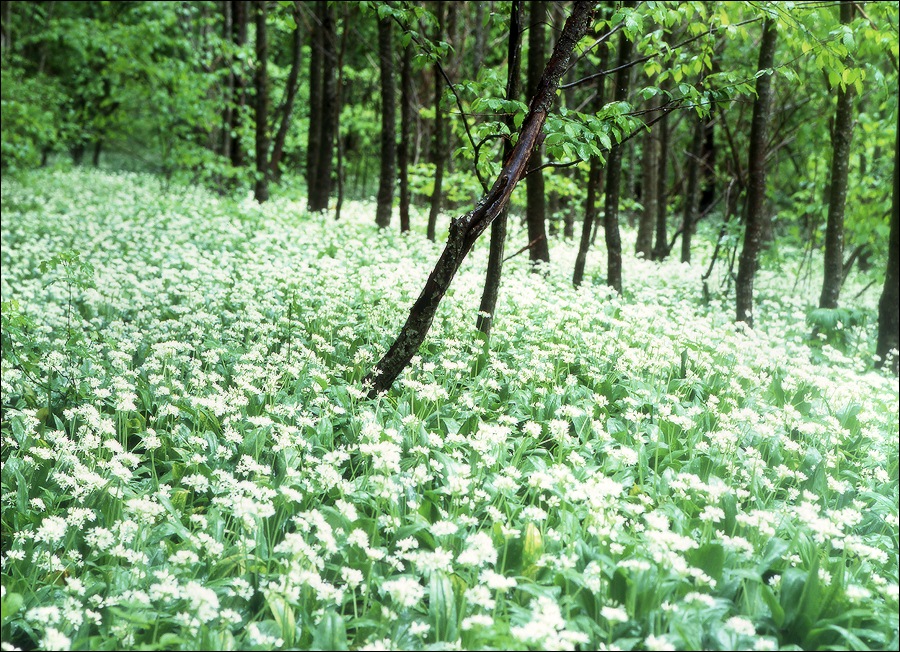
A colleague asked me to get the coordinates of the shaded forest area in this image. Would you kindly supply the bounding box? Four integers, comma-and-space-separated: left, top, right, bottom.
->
2, 1, 898, 383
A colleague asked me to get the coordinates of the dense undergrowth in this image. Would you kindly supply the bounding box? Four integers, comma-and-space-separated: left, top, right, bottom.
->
1, 169, 898, 651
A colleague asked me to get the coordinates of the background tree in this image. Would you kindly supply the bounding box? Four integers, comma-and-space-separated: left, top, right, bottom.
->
375, 12, 396, 228
525, 0, 550, 265
253, 0, 269, 203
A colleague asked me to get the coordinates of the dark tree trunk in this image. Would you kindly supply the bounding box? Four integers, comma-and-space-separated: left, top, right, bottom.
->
876, 112, 899, 374
92, 139, 102, 167
819, 1, 856, 309
221, 0, 234, 161
572, 31, 609, 287
253, 0, 269, 203
636, 104, 658, 258
230, 0, 249, 169
681, 117, 703, 263
365, 1, 595, 397
652, 91, 669, 260
427, 4, 446, 241
477, 0, 522, 337
375, 16, 396, 228
306, 1, 323, 204
309, 2, 336, 212
525, 0, 550, 265
735, 17, 777, 327
398, 43, 413, 233
698, 114, 716, 214
472, 1, 486, 73
269, 1, 302, 181
603, 4, 636, 295
334, 5, 349, 221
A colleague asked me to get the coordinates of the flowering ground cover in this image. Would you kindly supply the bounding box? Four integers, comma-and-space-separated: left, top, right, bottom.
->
1, 169, 898, 651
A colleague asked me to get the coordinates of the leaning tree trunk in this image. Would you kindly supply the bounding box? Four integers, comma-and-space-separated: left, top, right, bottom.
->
398, 43, 413, 233
305, 1, 323, 203
310, 2, 337, 212
375, 15, 396, 228
253, 0, 269, 203
819, 0, 856, 309
365, 1, 596, 397
270, 0, 303, 181
427, 4, 446, 241
525, 0, 550, 265
476, 0, 522, 336
735, 17, 777, 327
603, 3, 636, 295
876, 112, 899, 374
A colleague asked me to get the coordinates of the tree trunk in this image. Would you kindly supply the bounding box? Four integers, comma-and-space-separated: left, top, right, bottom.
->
735, 17, 777, 327
365, 1, 595, 397
603, 4, 636, 295
253, 0, 269, 203
427, 4, 446, 241
334, 5, 349, 221
477, 0, 522, 337
698, 113, 716, 214
472, 1, 486, 73
398, 43, 413, 232
876, 112, 899, 374
230, 0, 249, 169
572, 32, 609, 287
309, 2, 336, 212
681, 117, 703, 263
819, 0, 856, 309
92, 139, 103, 167
221, 0, 234, 162
525, 0, 550, 265
306, 0, 323, 204
375, 16, 396, 228
269, 1, 302, 181
635, 104, 658, 258
652, 97, 669, 260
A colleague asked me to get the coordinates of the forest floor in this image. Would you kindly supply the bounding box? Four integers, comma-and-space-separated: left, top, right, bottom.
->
1, 169, 898, 651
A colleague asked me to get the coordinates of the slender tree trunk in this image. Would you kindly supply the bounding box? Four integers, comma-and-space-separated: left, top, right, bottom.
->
473, 1, 486, 73
334, 5, 349, 221
525, 0, 550, 265
366, 1, 595, 396
477, 0, 522, 336
375, 16, 396, 228
698, 114, 716, 214
636, 104, 658, 258
398, 43, 413, 232
427, 4, 446, 241
681, 117, 703, 263
819, 1, 856, 309
652, 94, 669, 260
603, 3, 636, 295
221, 0, 234, 161
269, 1, 302, 181
253, 0, 269, 203
572, 33, 609, 287
310, 2, 336, 212
92, 139, 102, 167
230, 0, 249, 169
876, 112, 899, 374
735, 18, 777, 327
306, 1, 323, 203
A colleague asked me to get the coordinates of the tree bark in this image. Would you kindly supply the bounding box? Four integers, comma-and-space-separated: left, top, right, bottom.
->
269, 1, 303, 181
375, 15, 396, 228
572, 31, 609, 287
398, 42, 413, 232
477, 0, 522, 337
652, 87, 669, 260
636, 104, 658, 258
735, 17, 777, 327
819, 0, 856, 309
427, 4, 446, 241
334, 4, 349, 221
681, 117, 703, 263
603, 4, 636, 295
876, 111, 899, 374
221, 0, 234, 162
230, 0, 249, 169
305, 1, 323, 205
309, 1, 336, 212
366, 1, 596, 397
253, 0, 269, 203
525, 0, 550, 265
